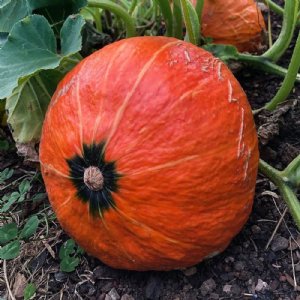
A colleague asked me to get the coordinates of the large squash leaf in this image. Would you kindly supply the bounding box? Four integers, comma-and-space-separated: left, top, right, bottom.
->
0, 14, 85, 99
0, 15, 60, 99
2, 14, 85, 143
5, 70, 64, 143
0, 0, 31, 33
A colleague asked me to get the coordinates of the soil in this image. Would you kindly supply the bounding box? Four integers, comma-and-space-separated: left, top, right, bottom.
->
1, 4, 300, 300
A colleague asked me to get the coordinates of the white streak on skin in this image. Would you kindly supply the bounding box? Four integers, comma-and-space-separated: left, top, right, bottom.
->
243, 149, 251, 180
227, 79, 238, 103
217, 61, 223, 80
237, 107, 245, 158
41, 163, 73, 179
75, 78, 83, 151
127, 155, 199, 176
228, 79, 233, 103
103, 41, 179, 152
184, 50, 191, 62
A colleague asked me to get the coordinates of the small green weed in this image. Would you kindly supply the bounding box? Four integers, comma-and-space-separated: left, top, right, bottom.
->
59, 239, 84, 272
0, 215, 40, 259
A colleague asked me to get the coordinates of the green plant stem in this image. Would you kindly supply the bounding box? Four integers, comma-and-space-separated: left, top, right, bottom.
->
263, 0, 298, 62
236, 53, 300, 83
94, 8, 103, 32
264, 0, 283, 15
259, 159, 300, 230
283, 155, 300, 179
129, 0, 137, 15
264, 0, 300, 26
195, 0, 204, 30
264, 30, 300, 110
172, 0, 183, 39
180, 0, 200, 45
155, 0, 173, 36
87, 0, 136, 37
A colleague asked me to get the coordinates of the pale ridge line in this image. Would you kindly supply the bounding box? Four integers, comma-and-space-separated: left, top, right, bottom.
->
103, 41, 179, 152
55, 194, 74, 215
75, 78, 83, 151
41, 162, 73, 179
237, 107, 245, 158
127, 154, 199, 176
92, 43, 128, 142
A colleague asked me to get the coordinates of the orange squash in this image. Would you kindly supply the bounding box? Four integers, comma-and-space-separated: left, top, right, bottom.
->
192, 0, 266, 52
40, 36, 259, 271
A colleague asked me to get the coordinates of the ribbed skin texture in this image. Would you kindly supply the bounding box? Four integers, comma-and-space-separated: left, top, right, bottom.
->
193, 0, 266, 52
40, 37, 259, 271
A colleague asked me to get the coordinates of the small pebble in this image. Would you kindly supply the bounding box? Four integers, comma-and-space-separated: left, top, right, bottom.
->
222, 284, 232, 294
271, 236, 289, 252
251, 225, 261, 234
182, 267, 197, 276
108, 288, 120, 300
200, 278, 216, 296
255, 279, 268, 292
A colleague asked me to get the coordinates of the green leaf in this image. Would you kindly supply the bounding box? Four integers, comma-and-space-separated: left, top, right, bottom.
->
0, 240, 20, 259
59, 239, 76, 259
0, 191, 20, 212
19, 215, 39, 240
0, 15, 60, 99
180, 0, 200, 45
5, 70, 64, 143
59, 239, 82, 272
18, 179, 31, 194
203, 44, 239, 63
0, 0, 31, 33
24, 283, 36, 300
0, 167, 13, 183
0, 222, 18, 244
60, 256, 80, 272
60, 15, 85, 56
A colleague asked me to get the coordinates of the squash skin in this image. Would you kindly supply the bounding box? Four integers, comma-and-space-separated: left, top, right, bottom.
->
40, 36, 259, 271
193, 0, 266, 52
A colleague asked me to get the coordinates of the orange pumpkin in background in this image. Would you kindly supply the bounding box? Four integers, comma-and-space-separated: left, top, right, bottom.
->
193, 0, 266, 52
40, 36, 259, 271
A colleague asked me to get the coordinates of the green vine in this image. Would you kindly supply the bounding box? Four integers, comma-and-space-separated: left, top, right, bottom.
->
87, 0, 136, 37
264, 30, 300, 110
263, 0, 298, 62
259, 158, 300, 230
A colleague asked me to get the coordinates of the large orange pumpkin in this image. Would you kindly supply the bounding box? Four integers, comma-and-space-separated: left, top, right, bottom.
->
40, 36, 259, 271
193, 0, 266, 52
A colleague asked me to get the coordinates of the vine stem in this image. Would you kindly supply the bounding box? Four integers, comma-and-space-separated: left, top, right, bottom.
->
264, 0, 300, 26
264, 30, 300, 110
195, 0, 204, 31
259, 159, 300, 230
87, 0, 136, 37
235, 53, 300, 83
263, 0, 298, 62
